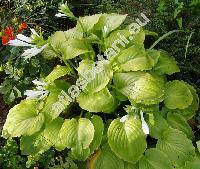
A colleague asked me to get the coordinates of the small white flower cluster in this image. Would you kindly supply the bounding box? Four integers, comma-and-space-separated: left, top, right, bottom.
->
24, 79, 49, 100
8, 29, 48, 59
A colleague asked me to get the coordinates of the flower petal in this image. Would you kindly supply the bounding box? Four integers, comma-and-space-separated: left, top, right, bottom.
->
55, 13, 67, 17
32, 79, 47, 86
140, 111, 150, 135
16, 34, 32, 43
120, 115, 129, 123
24, 89, 49, 100
8, 39, 34, 47
30, 29, 39, 36
21, 44, 48, 59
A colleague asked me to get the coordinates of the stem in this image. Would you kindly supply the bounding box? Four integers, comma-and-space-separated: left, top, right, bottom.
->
77, 19, 92, 60
150, 30, 180, 49
185, 31, 194, 58
79, 110, 83, 118
49, 44, 76, 75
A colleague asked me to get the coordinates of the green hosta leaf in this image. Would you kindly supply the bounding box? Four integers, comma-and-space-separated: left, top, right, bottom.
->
90, 115, 104, 154
59, 118, 94, 160
2, 100, 44, 138
197, 140, 200, 152
167, 112, 194, 140
61, 39, 92, 60
148, 112, 168, 139
64, 27, 83, 39
42, 81, 70, 122
139, 148, 173, 169
156, 128, 196, 167
43, 117, 65, 151
164, 80, 193, 109
77, 14, 102, 32
42, 45, 58, 59
71, 144, 91, 161
20, 131, 50, 156
124, 162, 138, 169
184, 158, 200, 169
104, 29, 145, 51
77, 87, 116, 113
117, 46, 160, 72
49, 28, 83, 51
108, 116, 147, 163
153, 50, 180, 75
77, 60, 113, 93
94, 14, 127, 37
177, 83, 199, 119
88, 144, 125, 169
45, 65, 71, 83
113, 72, 164, 105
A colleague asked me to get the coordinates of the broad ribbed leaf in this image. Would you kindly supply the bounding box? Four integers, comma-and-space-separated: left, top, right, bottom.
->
49, 31, 68, 50
177, 83, 199, 119
49, 28, 83, 51
167, 112, 194, 140
184, 158, 200, 169
88, 144, 125, 169
42, 81, 70, 122
61, 39, 92, 60
104, 29, 145, 51
139, 148, 173, 169
124, 162, 138, 169
2, 100, 44, 138
108, 116, 147, 163
59, 118, 94, 160
94, 14, 127, 37
90, 115, 104, 154
148, 112, 168, 139
42, 45, 58, 59
156, 128, 195, 167
71, 144, 91, 161
197, 140, 200, 152
113, 72, 164, 105
153, 50, 180, 75
77, 60, 113, 93
117, 46, 160, 72
45, 65, 71, 83
20, 131, 50, 156
77, 87, 116, 113
164, 80, 193, 109
43, 117, 65, 151
77, 14, 102, 32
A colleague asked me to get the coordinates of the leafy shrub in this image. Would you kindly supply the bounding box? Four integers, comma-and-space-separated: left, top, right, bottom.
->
0, 139, 26, 168
1, 3, 200, 169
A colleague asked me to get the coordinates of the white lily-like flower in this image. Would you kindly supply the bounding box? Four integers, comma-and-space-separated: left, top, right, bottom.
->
120, 115, 129, 123
30, 29, 39, 36
22, 44, 48, 60
8, 29, 48, 59
24, 79, 49, 100
55, 13, 67, 17
32, 79, 48, 86
140, 111, 150, 135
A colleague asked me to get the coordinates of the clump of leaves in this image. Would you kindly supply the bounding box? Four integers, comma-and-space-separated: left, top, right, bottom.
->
2, 3, 200, 169
0, 139, 27, 169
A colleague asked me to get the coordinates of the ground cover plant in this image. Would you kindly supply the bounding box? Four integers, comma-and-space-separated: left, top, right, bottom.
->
1, 1, 200, 169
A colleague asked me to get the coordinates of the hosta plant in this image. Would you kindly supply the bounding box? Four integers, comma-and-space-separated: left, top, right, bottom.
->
2, 3, 200, 169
